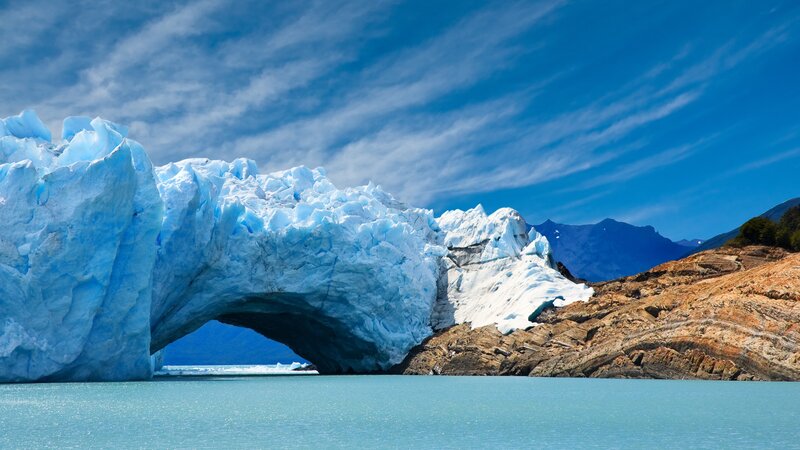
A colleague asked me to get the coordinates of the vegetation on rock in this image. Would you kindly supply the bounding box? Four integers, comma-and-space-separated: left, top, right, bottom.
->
728, 205, 800, 251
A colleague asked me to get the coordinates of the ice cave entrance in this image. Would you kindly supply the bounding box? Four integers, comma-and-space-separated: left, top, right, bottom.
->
149, 290, 390, 374
162, 321, 308, 366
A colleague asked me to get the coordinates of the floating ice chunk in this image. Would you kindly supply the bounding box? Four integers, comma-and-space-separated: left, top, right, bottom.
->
155, 363, 316, 376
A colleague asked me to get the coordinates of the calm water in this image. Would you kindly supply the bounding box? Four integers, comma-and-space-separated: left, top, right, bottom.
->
1, 376, 799, 449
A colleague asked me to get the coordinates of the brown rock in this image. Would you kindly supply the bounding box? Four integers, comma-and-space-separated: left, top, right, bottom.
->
395, 246, 800, 380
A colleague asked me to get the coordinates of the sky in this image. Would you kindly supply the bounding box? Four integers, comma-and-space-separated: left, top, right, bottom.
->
1, 0, 798, 240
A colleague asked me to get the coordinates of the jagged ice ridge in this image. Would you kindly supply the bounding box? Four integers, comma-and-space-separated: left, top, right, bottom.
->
0, 111, 592, 382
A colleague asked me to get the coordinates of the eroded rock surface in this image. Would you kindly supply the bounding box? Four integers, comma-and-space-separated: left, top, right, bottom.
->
396, 246, 800, 380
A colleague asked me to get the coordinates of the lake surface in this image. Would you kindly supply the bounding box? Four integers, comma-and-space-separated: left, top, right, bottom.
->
2, 375, 799, 449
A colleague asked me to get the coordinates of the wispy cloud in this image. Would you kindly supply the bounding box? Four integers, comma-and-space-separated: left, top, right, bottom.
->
229, 1, 564, 166
0, 2, 65, 58
719, 147, 800, 179
561, 135, 717, 193
543, 189, 616, 222
616, 201, 681, 225
0, 0, 796, 214
83, 0, 225, 95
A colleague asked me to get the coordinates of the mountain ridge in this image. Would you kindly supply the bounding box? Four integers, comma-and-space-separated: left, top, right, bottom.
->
532, 218, 691, 282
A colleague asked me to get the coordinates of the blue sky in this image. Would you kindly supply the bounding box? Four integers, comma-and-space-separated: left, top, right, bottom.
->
1, 0, 798, 240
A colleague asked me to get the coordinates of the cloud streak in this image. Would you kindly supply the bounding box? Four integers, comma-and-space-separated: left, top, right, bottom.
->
0, 0, 796, 215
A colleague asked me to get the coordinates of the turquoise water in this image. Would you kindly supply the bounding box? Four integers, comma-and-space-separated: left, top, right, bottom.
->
1, 376, 799, 449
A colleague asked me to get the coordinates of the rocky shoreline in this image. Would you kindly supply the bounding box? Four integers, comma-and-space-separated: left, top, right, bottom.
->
394, 246, 800, 380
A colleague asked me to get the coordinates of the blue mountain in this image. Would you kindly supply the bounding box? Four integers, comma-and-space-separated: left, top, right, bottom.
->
163, 321, 307, 365
533, 219, 692, 282
674, 239, 704, 248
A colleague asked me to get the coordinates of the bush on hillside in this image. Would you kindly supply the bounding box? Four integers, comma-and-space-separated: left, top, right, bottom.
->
727, 205, 800, 251
790, 230, 800, 251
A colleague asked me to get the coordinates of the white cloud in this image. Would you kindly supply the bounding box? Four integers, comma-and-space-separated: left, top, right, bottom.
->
0, 0, 795, 211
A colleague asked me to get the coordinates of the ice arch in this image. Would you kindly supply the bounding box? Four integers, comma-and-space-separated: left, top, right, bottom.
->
148, 159, 443, 373
0, 111, 591, 382
0, 111, 441, 380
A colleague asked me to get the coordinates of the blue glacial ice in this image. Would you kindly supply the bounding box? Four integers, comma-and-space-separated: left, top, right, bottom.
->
0, 111, 160, 381
0, 111, 592, 382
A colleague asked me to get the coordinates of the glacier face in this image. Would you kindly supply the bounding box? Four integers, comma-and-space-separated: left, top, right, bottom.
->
148, 159, 442, 373
0, 111, 591, 381
433, 206, 593, 334
0, 111, 160, 381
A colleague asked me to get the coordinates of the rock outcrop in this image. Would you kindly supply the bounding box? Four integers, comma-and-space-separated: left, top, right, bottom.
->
396, 246, 800, 380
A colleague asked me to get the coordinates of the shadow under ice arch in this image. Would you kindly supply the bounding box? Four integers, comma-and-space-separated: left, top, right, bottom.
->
152, 293, 383, 374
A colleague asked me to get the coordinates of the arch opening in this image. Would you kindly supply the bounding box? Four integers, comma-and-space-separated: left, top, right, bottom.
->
160, 321, 307, 366
151, 292, 384, 374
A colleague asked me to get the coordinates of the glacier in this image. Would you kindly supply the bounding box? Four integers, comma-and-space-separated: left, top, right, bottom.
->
432, 206, 592, 334
0, 110, 592, 382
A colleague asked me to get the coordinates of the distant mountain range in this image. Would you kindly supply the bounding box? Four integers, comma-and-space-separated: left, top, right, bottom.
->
693, 197, 800, 253
163, 321, 306, 365
533, 197, 800, 282
533, 219, 699, 282
675, 239, 703, 248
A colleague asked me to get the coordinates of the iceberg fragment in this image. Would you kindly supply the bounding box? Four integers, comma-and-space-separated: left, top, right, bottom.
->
61, 116, 93, 141
0, 115, 160, 381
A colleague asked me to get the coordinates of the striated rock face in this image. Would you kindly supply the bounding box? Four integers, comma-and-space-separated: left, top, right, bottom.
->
396, 246, 800, 380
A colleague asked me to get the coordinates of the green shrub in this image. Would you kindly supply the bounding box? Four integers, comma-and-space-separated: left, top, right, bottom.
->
737, 217, 777, 246
791, 230, 800, 252
780, 205, 800, 231
727, 205, 800, 251
776, 229, 791, 249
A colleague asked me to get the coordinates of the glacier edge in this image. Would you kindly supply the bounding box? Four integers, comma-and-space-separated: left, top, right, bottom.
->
0, 111, 592, 381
